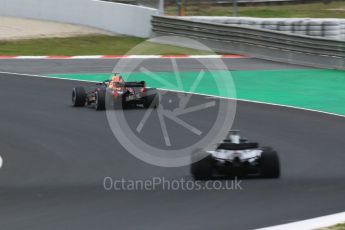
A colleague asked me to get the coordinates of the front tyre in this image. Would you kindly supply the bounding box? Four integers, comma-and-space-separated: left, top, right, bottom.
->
260, 148, 280, 178
72, 87, 86, 107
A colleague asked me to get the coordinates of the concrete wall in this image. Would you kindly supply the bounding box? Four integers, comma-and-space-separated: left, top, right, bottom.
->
0, 0, 159, 37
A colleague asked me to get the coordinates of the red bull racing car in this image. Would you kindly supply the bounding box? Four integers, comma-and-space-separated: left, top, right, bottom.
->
72, 74, 159, 110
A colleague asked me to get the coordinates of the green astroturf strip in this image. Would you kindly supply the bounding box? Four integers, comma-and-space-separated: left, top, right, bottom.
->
49, 69, 345, 115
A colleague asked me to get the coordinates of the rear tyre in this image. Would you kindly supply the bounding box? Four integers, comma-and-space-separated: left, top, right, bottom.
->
191, 152, 214, 180
113, 93, 128, 110
260, 149, 280, 178
95, 90, 106, 111
72, 87, 86, 107
144, 89, 159, 109
122, 93, 130, 110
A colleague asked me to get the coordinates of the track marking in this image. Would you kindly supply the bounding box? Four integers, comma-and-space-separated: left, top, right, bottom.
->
0, 155, 3, 169
154, 88, 345, 119
0, 55, 246, 60
1, 70, 345, 119
0, 71, 100, 83
70, 55, 104, 59
255, 211, 345, 230
16, 56, 49, 59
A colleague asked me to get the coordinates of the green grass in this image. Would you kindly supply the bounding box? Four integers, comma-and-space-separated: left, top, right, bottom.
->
166, 0, 345, 17
0, 35, 211, 56
2, 1, 344, 55
323, 223, 345, 230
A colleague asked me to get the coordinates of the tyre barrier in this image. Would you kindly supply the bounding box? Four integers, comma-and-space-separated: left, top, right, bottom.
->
152, 16, 345, 70
180, 17, 345, 40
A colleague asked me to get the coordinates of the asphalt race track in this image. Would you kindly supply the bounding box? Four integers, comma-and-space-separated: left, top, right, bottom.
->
0, 58, 344, 230
0, 58, 308, 75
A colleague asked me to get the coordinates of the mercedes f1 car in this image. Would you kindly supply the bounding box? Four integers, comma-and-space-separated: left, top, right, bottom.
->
191, 130, 280, 180
72, 76, 159, 110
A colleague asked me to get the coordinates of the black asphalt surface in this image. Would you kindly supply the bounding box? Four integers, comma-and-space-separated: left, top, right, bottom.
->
0, 59, 344, 230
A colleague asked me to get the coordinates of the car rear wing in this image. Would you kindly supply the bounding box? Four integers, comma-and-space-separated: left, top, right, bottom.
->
123, 81, 146, 88
217, 142, 259, 150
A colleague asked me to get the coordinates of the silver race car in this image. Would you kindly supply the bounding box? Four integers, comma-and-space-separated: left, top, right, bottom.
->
191, 130, 280, 180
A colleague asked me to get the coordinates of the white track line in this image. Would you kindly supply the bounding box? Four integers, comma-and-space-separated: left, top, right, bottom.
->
70, 55, 104, 59
0, 71, 100, 83
155, 88, 345, 119
188, 55, 222, 58
0, 55, 246, 60
1, 70, 345, 119
0, 155, 3, 169
126, 55, 161, 59
255, 212, 345, 230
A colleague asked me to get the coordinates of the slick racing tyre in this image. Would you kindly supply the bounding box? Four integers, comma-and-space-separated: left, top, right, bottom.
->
144, 89, 159, 109
95, 90, 106, 111
191, 151, 215, 180
72, 87, 86, 107
113, 93, 128, 110
260, 148, 280, 178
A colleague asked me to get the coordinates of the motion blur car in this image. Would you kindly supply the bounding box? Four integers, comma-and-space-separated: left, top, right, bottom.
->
191, 130, 280, 180
72, 74, 159, 110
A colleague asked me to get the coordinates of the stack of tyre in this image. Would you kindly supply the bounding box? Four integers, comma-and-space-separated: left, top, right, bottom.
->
182, 16, 345, 40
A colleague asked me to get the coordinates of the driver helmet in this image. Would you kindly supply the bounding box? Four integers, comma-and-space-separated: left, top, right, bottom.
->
229, 130, 241, 144
111, 74, 124, 83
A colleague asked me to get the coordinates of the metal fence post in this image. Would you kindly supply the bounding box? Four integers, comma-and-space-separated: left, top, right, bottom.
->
232, 0, 238, 17
159, 0, 164, 15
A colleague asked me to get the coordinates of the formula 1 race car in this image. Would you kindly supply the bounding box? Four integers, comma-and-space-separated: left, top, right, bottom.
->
72, 75, 159, 110
191, 130, 280, 180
